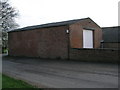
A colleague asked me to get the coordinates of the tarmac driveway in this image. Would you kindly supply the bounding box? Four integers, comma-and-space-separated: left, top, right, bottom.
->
2, 56, 118, 88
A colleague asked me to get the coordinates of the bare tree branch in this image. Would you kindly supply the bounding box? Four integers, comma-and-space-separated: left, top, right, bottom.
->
0, 0, 19, 50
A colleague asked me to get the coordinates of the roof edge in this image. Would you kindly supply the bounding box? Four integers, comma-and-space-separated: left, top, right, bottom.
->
87, 18, 101, 28
102, 26, 120, 29
8, 17, 90, 33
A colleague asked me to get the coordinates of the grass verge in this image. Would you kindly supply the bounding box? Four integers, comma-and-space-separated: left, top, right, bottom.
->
2, 74, 35, 88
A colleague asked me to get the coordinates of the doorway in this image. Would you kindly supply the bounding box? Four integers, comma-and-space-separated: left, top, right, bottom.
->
83, 30, 93, 48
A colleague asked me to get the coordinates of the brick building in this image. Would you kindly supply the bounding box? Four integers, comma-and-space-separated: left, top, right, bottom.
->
8, 18, 102, 59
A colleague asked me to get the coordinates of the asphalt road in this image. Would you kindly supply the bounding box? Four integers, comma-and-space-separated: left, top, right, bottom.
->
2, 56, 118, 88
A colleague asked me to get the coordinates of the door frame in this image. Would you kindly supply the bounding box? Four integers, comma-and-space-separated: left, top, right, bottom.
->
83, 29, 94, 48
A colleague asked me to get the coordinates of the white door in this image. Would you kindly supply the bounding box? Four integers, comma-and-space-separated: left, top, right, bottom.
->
83, 30, 93, 48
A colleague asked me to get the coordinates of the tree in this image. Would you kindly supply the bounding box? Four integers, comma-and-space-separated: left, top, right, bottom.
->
0, 0, 19, 52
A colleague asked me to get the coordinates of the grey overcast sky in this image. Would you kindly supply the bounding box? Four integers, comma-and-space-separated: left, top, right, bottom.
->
9, 0, 119, 28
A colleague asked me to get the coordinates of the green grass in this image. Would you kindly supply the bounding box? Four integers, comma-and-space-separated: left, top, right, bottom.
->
2, 74, 35, 88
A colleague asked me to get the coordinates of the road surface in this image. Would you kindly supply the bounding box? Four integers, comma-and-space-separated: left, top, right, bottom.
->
2, 56, 118, 88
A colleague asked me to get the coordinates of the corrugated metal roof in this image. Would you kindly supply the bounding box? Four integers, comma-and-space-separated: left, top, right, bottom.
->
102, 26, 120, 43
8, 17, 90, 33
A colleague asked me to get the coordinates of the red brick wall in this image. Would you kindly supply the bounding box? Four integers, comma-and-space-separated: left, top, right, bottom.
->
8, 19, 102, 60
8, 30, 40, 57
37, 26, 69, 59
8, 26, 69, 59
69, 19, 102, 48
70, 48, 118, 63
69, 24, 83, 48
